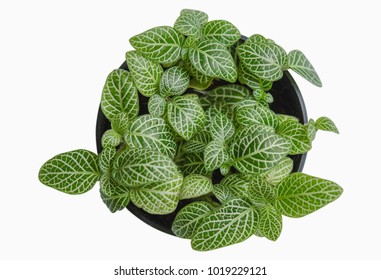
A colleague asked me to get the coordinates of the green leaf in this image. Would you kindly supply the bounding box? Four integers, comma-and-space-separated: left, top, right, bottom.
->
201, 20, 241, 46
276, 120, 311, 155
275, 173, 343, 218
182, 131, 212, 153
159, 66, 190, 97
148, 94, 166, 117
172, 201, 213, 239
238, 63, 273, 91
235, 100, 279, 129
231, 131, 290, 174
191, 198, 258, 251
100, 174, 130, 213
129, 26, 184, 64
220, 164, 230, 176
248, 176, 276, 206
179, 174, 213, 199
277, 114, 300, 125
206, 84, 250, 108
39, 149, 100, 195
167, 94, 206, 140
125, 51, 163, 97
232, 124, 276, 143
99, 147, 116, 173
181, 152, 210, 177
111, 112, 130, 135
204, 140, 229, 171
101, 129, 121, 148
210, 113, 235, 141
213, 174, 250, 204
183, 55, 213, 85
244, 34, 268, 45
111, 148, 180, 187
174, 9, 208, 37
101, 69, 139, 121
288, 50, 322, 87
306, 119, 317, 141
130, 174, 183, 214
315, 116, 339, 134
262, 157, 293, 185
238, 42, 287, 81
188, 39, 237, 83
258, 204, 282, 241
204, 102, 234, 131
124, 115, 176, 158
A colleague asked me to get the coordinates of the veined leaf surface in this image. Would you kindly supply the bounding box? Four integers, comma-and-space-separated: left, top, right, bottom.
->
179, 174, 213, 200
182, 131, 212, 153
210, 113, 235, 141
258, 204, 282, 241
288, 50, 322, 87
262, 157, 293, 185
213, 174, 250, 204
204, 140, 229, 171
315, 116, 339, 134
201, 20, 241, 46
100, 174, 130, 213
148, 94, 166, 117
276, 120, 311, 155
174, 9, 208, 37
159, 66, 190, 97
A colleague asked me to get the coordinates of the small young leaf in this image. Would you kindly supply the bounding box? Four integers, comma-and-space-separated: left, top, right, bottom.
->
275, 173, 343, 218
125, 51, 163, 97
182, 131, 212, 153
288, 50, 322, 87
101, 69, 139, 121
99, 146, 117, 173
315, 117, 339, 134
231, 132, 290, 174
213, 174, 250, 204
172, 201, 213, 239
210, 113, 235, 141
111, 149, 180, 187
207, 84, 251, 108
235, 101, 279, 129
124, 115, 176, 158
129, 26, 184, 64
130, 174, 183, 215
248, 176, 276, 206
167, 94, 206, 140
181, 152, 210, 177
306, 119, 317, 141
100, 174, 130, 213
220, 164, 230, 176
159, 66, 190, 97
262, 157, 293, 185
174, 9, 208, 37
238, 42, 287, 81
39, 149, 100, 195
189, 39, 237, 83
204, 102, 234, 130
111, 112, 130, 135
179, 174, 213, 200
204, 140, 229, 171
276, 120, 311, 155
191, 198, 258, 251
101, 129, 121, 148
148, 94, 166, 117
258, 204, 282, 241
201, 20, 241, 46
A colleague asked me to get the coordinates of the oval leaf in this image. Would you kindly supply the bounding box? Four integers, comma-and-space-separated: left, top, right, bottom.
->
262, 157, 293, 185
191, 198, 258, 251
101, 69, 139, 121
238, 42, 287, 81
288, 50, 322, 87
315, 116, 339, 134
100, 174, 130, 213
182, 131, 212, 153
125, 51, 163, 97
172, 201, 214, 239
124, 115, 176, 158
275, 173, 343, 218
111, 148, 180, 187
235, 101, 279, 129
181, 152, 210, 177
207, 84, 251, 107
111, 112, 130, 135
174, 9, 208, 37
99, 147, 116, 173
39, 149, 100, 195
204, 140, 229, 171
276, 120, 311, 155
258, 204, 282, 241
188, 39, 237, 83
248, 176, 276, 206
130, 175, 183, 214
210, 113, 235, 141
179, 174, 213, 200
159, 66, 190, 97
201, 20, 241, 46
101, 129, 121, 148
129, 26, 184, 64
213, 174, 250, 204
167, 94, 206, 140
148, 94, 166, 117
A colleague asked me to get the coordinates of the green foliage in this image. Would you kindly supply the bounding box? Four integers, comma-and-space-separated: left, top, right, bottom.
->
39, 9, 342, 252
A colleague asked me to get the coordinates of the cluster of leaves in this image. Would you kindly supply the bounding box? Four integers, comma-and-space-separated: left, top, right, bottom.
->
38, 9, 343, 251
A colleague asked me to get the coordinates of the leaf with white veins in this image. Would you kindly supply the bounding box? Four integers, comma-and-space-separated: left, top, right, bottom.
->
276, 120, 311, 155
180, 174, 213, 199
315, 117, 339, 134
288, 50, 322, 87
258, 204, 282, 241
204, 140, 229, 171
201, 20, 241, 46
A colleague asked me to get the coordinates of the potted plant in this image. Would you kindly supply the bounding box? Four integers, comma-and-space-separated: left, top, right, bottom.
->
39, 9, 342, 251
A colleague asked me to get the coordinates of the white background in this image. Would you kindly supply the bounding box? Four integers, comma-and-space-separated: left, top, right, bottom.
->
1, 0, 380, 277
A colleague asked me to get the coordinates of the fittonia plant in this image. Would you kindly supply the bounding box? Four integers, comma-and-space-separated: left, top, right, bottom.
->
39, 9, 343, 251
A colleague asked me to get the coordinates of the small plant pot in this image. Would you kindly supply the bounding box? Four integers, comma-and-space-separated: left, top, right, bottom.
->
96, 61, 308, 237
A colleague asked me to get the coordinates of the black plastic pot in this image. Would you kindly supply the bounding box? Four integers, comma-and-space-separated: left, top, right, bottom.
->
95, 52, 308, 237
